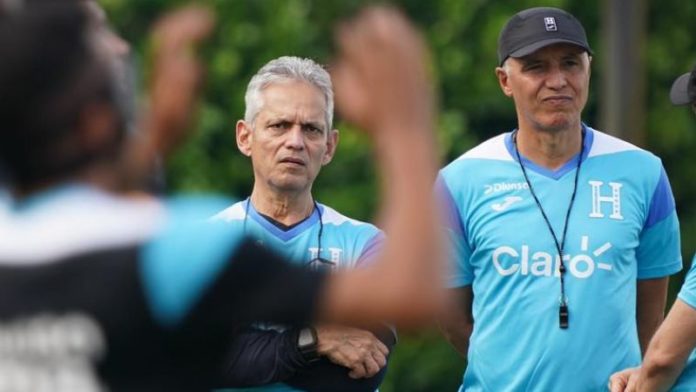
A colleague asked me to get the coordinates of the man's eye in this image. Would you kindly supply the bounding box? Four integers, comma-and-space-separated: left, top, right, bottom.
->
304, 125, 322, 133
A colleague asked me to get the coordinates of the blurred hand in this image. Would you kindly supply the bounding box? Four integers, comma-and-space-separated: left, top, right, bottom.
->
608, 367, 639, 392
316, 325, 390, 379
146, 5, 215, 155
331, 6, 434, 138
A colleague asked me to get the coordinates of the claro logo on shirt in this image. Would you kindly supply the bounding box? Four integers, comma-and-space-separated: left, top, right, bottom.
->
491, 236, 613, 279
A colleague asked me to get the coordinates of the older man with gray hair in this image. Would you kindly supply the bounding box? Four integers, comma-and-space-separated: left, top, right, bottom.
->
211, 56, 394, 392
438, 6, 681, 391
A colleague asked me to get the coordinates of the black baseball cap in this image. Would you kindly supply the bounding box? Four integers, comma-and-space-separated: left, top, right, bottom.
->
669, 66, 696, 105
497, 7, 592, 66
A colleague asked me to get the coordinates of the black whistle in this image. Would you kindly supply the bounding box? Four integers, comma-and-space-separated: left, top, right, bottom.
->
559, 304, 569, 329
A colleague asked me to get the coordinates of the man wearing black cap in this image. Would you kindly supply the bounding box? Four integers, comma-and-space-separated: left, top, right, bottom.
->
438, 7, 681, 391
670, 65, 696, 112
608, 66, 696, 392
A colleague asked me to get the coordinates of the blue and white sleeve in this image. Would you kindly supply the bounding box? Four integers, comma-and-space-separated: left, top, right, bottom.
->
636, 167, 682, 279
355, 231, 385, 268
436, 175, 474, 288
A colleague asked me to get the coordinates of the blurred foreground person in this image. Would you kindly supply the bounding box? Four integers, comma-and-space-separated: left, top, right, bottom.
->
0, 3, 441, 391
609, 65, 696, 392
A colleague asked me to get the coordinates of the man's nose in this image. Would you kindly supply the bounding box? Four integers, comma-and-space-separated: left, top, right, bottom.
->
545, 65, 568, 90
285, 125, 305, 149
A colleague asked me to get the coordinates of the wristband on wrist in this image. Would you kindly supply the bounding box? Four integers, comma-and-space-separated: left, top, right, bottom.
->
297, 326, 320, 363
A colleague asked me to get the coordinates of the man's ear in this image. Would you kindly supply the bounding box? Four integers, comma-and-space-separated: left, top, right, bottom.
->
236, 120, 253, 156
322, 129, 339, 165
495, 66, 513, 97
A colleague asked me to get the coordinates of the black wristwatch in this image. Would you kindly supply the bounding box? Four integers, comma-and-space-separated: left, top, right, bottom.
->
297, 327, 320, 363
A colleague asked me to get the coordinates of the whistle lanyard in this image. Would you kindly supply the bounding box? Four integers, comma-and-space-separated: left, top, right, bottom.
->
243, 198, 335, 270
512, 130, 584, 329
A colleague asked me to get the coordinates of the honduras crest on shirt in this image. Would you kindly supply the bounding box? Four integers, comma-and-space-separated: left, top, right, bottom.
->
438, 126, 682, 391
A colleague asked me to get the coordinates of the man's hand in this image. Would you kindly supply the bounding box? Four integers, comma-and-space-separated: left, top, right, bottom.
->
120, 5, 214, 191
146, 5, 215, 155
608, 367, 639, 392
315, 325, 390, 379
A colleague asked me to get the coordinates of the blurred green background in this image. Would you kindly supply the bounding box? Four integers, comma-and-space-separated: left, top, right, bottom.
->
102, 0, 695, 390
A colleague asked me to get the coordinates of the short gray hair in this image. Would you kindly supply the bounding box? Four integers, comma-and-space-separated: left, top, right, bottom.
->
244, 56, 333, 130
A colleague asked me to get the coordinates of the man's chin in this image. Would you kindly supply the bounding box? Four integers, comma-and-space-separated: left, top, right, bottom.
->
269, 179, 310, 194
536, 114, 578, 133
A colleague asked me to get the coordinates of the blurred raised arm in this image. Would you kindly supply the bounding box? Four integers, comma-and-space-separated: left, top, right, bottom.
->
319, 6, 444, 328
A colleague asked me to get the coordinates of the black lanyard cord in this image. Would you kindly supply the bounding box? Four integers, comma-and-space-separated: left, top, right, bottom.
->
512, 129, 585, 329
313, 200, 324, 261
244, 198, 330, 268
